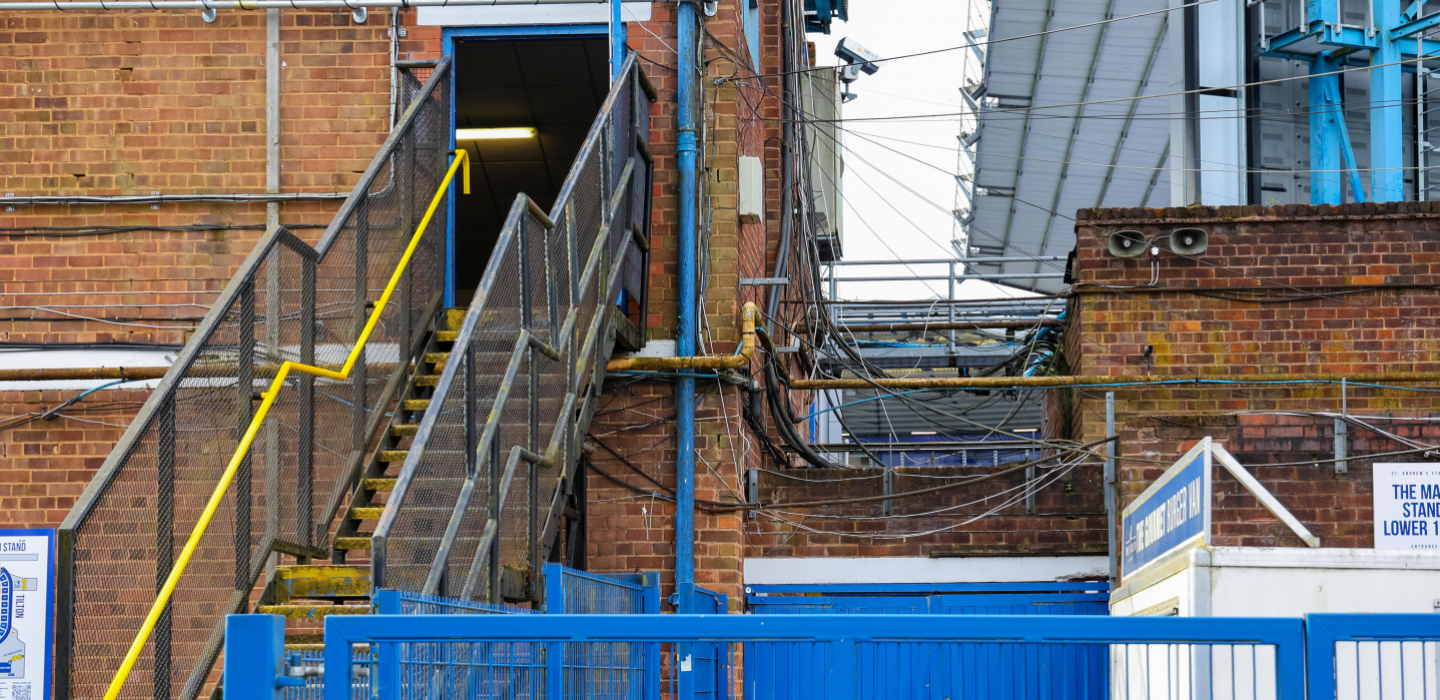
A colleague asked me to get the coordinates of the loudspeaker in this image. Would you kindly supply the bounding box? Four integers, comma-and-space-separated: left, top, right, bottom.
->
1169, 227, 1208, 256
1107, 230, 1147, 258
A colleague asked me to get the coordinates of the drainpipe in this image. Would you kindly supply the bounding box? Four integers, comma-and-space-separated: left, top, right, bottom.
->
266, 8, 281, 229
675, 0, 699, 615
389, 7, 401, 128
765, 0, 793, 324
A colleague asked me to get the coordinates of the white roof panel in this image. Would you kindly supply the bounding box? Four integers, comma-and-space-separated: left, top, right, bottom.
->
968, 0, 1172, 292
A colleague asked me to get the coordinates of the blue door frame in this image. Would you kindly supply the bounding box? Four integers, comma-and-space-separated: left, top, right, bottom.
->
440, 23, 626, 307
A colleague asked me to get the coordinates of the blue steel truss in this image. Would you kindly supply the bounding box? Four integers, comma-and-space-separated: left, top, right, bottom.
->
1262, 0, 1440, 203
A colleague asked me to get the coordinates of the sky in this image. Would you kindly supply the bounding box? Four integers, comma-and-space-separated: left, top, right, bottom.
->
806, 0, 1037, 302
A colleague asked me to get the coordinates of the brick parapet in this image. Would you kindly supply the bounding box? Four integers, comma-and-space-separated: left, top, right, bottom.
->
1070, 202, 1440, 552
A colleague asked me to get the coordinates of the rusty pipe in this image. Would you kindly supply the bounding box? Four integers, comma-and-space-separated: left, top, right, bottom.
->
785, 370, 1440, 391
606, 302, 757, 371
0, 366, 170, 382
821, 319, 1062, 333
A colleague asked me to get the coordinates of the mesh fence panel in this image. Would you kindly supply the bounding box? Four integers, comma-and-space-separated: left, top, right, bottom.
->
376, 56, 653, 600
61, 62, 454, 700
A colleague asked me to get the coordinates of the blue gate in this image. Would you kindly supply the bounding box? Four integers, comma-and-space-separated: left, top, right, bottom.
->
745, 582, 1109, 699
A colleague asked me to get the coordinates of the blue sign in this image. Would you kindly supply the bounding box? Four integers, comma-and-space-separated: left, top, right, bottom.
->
0, 530, 53, 700
1121, 438, 1212, 580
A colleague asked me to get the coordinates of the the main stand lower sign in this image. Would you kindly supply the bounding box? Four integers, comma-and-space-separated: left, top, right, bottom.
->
1374, 463, 1440, 551
0, 530, 53, 700
1121, 437, 1214, 581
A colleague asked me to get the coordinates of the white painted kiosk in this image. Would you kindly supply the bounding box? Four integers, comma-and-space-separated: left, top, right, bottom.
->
1111, 437, 1440, 619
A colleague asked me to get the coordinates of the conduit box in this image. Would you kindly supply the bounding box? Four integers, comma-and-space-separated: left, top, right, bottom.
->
738, 155, 763, 224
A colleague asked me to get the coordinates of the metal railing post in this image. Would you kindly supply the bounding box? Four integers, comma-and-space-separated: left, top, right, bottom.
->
300, 254, 316, 549
545, 641, 564, 700
154, 394, 175, 700
265, 248, 281, 548
352, 195, 370, 477
947, 261, 956, 348
236, 279, 255, 588
1105, 391, 1118, 588
521, 219, 540, 590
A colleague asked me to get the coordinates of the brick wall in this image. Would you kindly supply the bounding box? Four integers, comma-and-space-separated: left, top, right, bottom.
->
0, 388, 146, 527
744, 464, 1107, 557
1067, 201, 1440, 554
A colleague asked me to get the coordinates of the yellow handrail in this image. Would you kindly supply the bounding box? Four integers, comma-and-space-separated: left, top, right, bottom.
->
102, 150, 469, 700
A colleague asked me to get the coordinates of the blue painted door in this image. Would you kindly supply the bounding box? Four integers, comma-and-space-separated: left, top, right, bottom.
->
744, 584, 1109, 700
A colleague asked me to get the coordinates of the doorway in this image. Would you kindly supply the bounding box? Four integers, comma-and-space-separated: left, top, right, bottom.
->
448, 31, 612, 305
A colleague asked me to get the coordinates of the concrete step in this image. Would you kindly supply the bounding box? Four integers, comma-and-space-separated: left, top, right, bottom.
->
257, 604, 372, 619
275, 565, 370, 600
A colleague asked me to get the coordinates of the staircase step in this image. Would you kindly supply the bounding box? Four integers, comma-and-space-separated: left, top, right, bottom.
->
447, 308, 466, 331
415, 374, 442, 387
390, 424, 418, 437
334, 537, 371, 550
378, 450, 408, 463
257, 604, 372, 619
425, 352, 450, 365
363, 478, 398, 490
437, 330, 459, 342
275, 565, 370, 599
403, 399, 430, 411
350, 507, 385, 520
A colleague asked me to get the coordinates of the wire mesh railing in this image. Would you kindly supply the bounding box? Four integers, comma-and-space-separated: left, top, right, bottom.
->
372, 54, 655, 602
57, 58, 455, 700
543, 563, 658, 615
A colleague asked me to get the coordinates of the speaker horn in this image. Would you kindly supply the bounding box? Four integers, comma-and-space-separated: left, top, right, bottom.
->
1107, 230, 1148, 258
1169, 227, 1208, 256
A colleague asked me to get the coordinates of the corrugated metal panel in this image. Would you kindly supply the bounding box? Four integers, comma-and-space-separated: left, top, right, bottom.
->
969, 0, 1171, 293
837, 387, 1041, 437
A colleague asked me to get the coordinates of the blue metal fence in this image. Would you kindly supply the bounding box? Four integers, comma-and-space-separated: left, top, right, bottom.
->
226, 607, 1440, 700
745, 582, 1109, 698
543, 565, 663, 699
1305, 613, 1440, 700
293, 613, 1308, 700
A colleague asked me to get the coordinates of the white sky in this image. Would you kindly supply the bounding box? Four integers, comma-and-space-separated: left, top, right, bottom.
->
808, 0, 1038, 303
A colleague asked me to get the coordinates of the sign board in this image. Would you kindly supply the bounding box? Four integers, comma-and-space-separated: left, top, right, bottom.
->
1121, 437, 1213, 581
1374, 464, 1440, 551
0, 530, 53, 700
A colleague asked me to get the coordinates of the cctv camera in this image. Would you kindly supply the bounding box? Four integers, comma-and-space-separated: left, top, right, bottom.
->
834, 38, 880, 84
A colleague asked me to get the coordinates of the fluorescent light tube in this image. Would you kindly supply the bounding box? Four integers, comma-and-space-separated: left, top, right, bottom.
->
455, 127, 537, 140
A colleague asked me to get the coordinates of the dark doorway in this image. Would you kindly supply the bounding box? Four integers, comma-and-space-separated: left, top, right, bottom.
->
452, 37, 610, 305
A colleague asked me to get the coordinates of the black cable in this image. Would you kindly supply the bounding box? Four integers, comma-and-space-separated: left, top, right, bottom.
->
0, 340, 184, 351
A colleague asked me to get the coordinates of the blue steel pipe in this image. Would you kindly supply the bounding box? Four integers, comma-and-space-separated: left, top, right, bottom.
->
674, 0, 699, 614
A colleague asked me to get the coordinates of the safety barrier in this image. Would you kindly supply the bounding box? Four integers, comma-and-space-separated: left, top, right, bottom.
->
61, 60, 455, 700
371, 53, 654, 601
280, 613, 1307, 700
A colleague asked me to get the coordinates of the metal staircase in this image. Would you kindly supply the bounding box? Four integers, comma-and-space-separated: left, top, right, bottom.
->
58, 55, 655, 700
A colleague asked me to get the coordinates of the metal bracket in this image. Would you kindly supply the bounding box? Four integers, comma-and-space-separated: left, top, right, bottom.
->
200, 6, 216, 22
352, 6, 367, 24
740, 277, 789, 286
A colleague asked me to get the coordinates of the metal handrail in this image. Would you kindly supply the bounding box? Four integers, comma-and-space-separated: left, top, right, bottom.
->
372, 54, 654, 599
100, 150, 471, 700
